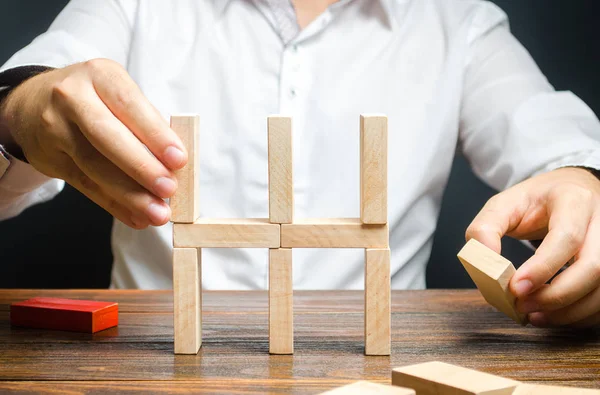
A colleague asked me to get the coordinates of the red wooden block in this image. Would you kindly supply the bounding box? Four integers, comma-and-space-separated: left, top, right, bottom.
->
10, 297, 118, 333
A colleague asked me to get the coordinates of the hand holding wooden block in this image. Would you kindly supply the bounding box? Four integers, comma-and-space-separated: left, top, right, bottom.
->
457, 239, 527, 325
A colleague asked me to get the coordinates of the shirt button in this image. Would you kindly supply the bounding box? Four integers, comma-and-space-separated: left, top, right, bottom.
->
292, 44, 299, 53
289, 88, 297, 98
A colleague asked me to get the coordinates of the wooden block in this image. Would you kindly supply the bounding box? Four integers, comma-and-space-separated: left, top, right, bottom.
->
173, 218, 280, 248
391, 361, 519, 395
321, 381, 415, 395
365, 248, 391, 356
280, 218, 388, 248
170, 115, 200, 223
10, 298, 118, 333
457, 239, 527, 325
269, 248, 293, 354
173, 248, 201, 354
360, 114, 388, 225
268, 116, 294, 224
513, 384, 600, 394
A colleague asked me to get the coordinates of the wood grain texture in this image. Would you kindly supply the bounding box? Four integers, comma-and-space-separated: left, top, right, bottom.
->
360, 114, 387, 225
513, 383, 600, 394
170, 115, 200, 223
280, 218, 388, 248
268, 116, 294, 224
1, 290, 600, 393
321, 381, 415, 394
173, 248, 201, 354
269, 248, 293, 354
392, 361, 519, 395
457, 239, 527, 325
173, 218, 280, 248
365, 248, 391, 356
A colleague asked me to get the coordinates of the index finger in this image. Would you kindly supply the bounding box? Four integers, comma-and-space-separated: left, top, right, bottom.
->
88, 59, 188, 170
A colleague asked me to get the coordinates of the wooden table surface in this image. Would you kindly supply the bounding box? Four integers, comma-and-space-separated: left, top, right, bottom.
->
0, 290, 599, 394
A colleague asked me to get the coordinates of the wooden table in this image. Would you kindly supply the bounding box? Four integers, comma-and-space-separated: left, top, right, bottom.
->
0, 290, 599, 394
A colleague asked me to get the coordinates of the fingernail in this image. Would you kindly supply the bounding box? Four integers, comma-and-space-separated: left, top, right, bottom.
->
163, 146, 185, 169
519, 299, 539, 314
528, 312, 548, 327
147, 202, 169, 224
154, 177, 177, 198
514, 280, 533, 297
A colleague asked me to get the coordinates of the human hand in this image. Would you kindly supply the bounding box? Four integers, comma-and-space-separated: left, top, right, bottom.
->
466, 167, 600, 327
0, 59, 187, 229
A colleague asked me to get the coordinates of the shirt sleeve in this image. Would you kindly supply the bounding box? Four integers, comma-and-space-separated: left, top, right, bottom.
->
459, 2, 600, 191
0, 0, 137, 220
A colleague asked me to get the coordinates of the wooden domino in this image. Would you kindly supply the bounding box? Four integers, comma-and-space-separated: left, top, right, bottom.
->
169, 115, 200, 223
10, 297, 118, 333
268, 116, 294, 224
170, 114, 390, 355
269, 248, 293, 354
173, 247, 202, 354
457, 239, 527, 325
173, 218, 280, 248
321, 381, 415, 395
513, 384, 600, 394
280, 218, 388, 248
392, 361, 519, 395
360, 115, 388, 224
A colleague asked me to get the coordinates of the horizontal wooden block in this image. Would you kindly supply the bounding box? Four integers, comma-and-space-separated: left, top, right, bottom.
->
10, 298, 118, 333
321, 381, 415, 395
457, 239, 527, 325
392, 361, 519, 395
513, 384, 600, 394
173, 218, 280, 248
280, 218, 388, 248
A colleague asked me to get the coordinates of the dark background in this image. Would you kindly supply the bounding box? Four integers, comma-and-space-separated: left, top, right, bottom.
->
0, 1, 598, 289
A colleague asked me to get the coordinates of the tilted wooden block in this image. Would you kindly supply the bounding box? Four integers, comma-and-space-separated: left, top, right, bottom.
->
269, 248, 293, 354
321, 381, 415, 395
513, 384, 600, 394
392, 361, 519, 395
365, 248, 391, 356
173, 218, 280, 248
457, 239, 527, 325
360, 114, 388, 225
170, 115, 200, 223
268, 116, 294, 224
173, 248, 202, 354
280, 218, 388, 248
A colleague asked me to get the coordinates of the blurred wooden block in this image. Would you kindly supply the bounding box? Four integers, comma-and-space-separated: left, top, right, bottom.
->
173, 218, 280, 248
269, 248, 293, 354
170, 115, 200, 223
173, 248, 201, 354
457, 239, 527, 325
365, 248, 391, 355
10, 298, 118, 333
392, 361, 519, 395
360, 114, 387, 225
513, 384, 600, 394
268, 116, 294, 224
321, 381, 415, 395
280, 218, 388, 248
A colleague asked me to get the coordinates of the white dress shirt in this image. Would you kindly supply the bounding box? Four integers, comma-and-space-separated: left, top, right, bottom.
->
1, 0, 600, 290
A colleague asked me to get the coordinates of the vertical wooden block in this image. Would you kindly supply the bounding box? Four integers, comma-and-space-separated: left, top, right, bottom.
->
269, 248, 293, 354
170, 115, 200, 223
268, 116, 294, 224
391, 361, 520, 395
360, 114, 387, 225
173, 247, 202, 354
364, 248, 391, 356
457, 239, 527, 325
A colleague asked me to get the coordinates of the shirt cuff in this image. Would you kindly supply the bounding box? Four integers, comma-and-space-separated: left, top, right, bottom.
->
0, 145, 55, 194
534, 149, 600, 176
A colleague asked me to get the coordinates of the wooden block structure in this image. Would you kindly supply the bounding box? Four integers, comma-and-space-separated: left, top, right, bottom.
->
457, 239, 527, 325
321, 381, 415, 395
170, 114, 390, 355
391, 361, 600, 395
10, 297, 118, 333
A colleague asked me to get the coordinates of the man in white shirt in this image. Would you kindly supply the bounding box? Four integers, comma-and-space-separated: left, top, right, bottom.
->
1, 0, 600, 328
